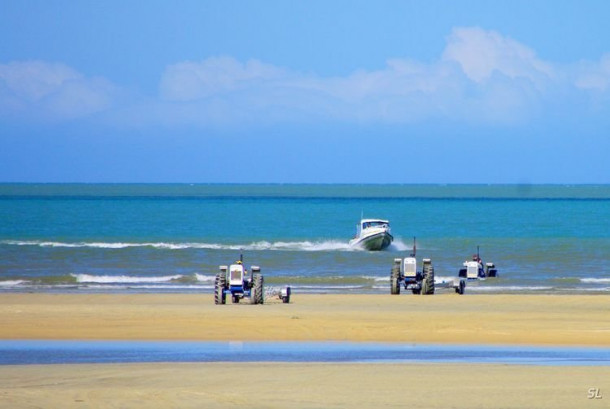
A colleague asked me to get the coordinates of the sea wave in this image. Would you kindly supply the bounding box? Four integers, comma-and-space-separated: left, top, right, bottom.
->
71, 273, 216, 284
72, 274, 183, 284
388, 239, 410, 251
361, 275, 390, 282
468, 285, 554, 292
242, 240, 355, 251
0, 273, 467, 289
129, 284, 215, 290
0, 273, 217, 291
2, 240, 207, 250
1, 239, 364, 252
580, 278, 610, 284
0, 280, 26, 287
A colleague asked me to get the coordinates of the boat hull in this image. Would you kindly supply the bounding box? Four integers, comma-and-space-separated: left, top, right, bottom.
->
350, 231, 393, 251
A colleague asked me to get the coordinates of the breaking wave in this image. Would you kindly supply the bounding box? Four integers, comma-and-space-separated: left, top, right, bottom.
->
468, 285, 554, 292
0, 280, 26, 287
1, 239, 363, 252
580, 278, 610, 284
73, 274, 182, 284
71, 273, 217, 284
1, 238, 419, 252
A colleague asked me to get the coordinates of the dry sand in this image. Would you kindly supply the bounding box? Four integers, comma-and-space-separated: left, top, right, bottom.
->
1, 293, 609, 408
1, 293, 609, 345
2, 362, 608, 409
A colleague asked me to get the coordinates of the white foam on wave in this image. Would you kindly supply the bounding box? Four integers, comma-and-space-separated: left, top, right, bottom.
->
194, 274, 216, 282
244, 240, 355, 251
72, 273, 217, 285
468, 285, 554, 292
2, 240, 185, 249
0, 280, 26, 287
292, 284, 364, 290
361, 275, 389, 282
66, 284, 215, 291
388, 239, 411, 252
362, 276, 461, 285
72, 274, 183, 284
581, 287, 610, 292
2, 239, 358, 252
134, 284, 215, 290
580, 278, 610, 284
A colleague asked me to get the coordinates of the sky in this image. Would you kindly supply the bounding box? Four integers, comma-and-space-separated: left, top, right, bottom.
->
1, 0, 609, 183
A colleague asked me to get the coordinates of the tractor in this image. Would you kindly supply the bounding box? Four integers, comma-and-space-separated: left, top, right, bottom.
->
214, 257, 264, 305
390, 238, 465, 295
214, 255, 292, 304
391, 256, 436, 295
458, 246, 498, 279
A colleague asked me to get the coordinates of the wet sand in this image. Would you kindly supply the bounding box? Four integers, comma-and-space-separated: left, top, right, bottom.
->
1, 293, 609, 408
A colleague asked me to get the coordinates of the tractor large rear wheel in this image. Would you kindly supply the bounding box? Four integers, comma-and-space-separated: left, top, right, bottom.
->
251, 274, 264, 304
422, 264, 435, 295
390, 267, 400, 295
214, 273, 226, 305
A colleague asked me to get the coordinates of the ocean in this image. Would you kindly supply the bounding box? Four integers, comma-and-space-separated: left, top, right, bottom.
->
1, 184, 609, 295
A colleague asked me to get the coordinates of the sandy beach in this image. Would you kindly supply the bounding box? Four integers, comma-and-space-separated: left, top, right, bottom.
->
1, 293, 609, 408
2, 362, 608, 409
1, 293, 609, 345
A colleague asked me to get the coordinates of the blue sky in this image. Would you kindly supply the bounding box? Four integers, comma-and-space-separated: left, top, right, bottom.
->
1, 0, 609, 183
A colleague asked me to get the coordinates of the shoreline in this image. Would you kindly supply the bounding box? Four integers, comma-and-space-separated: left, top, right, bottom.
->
1, 293, 609, 346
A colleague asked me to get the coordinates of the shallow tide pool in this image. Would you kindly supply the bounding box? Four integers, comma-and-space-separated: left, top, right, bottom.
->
1, 341, 609, 366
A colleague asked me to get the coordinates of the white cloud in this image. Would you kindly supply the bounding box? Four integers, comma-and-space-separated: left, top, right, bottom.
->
442, 27, 554, 86
153, 27, 571, 126
0, 61, 119, 120
155, 42, 540, 126
574, 54, 610, 91
160, 56, 288, 101
0, 61, 81, 101
2, 27, 610, 128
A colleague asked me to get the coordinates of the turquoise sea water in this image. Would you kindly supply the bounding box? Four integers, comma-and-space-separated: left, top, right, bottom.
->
1, 184, 609, 294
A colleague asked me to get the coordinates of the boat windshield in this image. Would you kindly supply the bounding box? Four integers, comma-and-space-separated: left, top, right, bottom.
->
362, 221, 389, 229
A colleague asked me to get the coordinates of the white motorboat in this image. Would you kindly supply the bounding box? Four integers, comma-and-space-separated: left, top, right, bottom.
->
349, 218, 393, 251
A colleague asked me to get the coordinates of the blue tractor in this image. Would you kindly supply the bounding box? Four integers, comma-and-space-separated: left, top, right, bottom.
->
214, 258, 264, 305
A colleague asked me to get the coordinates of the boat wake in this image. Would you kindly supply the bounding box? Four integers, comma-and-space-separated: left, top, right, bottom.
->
1, 239, 360, 252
